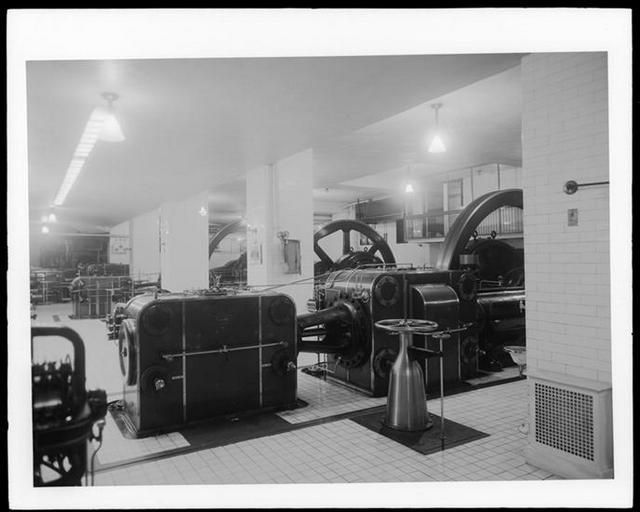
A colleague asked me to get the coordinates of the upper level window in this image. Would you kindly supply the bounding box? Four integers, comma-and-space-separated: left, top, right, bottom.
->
446, 179, 464, 211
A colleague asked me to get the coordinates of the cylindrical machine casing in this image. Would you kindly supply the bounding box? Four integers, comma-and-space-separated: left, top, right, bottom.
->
319, 268, 473, 396
120, 292, 298, 436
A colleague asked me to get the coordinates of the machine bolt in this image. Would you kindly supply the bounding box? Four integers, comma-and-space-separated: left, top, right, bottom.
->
154, 378, 166, 391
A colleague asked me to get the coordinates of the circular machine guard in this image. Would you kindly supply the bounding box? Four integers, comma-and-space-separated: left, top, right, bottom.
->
436, 188, 523, 270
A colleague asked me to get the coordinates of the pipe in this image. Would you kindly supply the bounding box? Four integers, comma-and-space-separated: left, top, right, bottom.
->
297, 302, 356, 330
297, 302, 361, 354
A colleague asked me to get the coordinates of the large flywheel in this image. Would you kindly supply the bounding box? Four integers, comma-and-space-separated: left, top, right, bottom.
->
209, 219, 247, 287
437, 188, 523, 271
314, 219, 396, 275
208, 219, 245, 257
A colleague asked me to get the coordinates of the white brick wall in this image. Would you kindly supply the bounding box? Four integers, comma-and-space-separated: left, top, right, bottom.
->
521, 53, 611, 384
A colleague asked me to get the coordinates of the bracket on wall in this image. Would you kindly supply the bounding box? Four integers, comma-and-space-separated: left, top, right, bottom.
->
563, 180, 609, 195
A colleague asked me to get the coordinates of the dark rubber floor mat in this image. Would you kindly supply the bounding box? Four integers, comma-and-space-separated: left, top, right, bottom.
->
352, 410, 489, 456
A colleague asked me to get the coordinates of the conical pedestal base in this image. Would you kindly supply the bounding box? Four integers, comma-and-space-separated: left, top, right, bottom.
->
384, 332, 432, 432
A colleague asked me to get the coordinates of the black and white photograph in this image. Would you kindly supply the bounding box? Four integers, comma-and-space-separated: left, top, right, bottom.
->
7, 8, 633, 509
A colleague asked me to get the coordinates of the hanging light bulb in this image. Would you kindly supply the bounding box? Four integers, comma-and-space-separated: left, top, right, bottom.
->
48, 212, 57, 223
404, 165, 415, 193
428, 134, 446, 153
98, 92, 125, 142
428, 103, 447, 153
41, 225, 50, 234
199, 206, 208, 217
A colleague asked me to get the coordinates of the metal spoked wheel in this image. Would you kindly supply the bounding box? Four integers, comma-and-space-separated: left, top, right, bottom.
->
314, 219, 396, 275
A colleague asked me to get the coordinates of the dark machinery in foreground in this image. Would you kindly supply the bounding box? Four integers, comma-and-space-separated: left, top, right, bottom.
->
114, 189, 525, 433
297, 189, 525, 396
32, 326, 107, 486
118, 291, 298, 436
298, 267, 478, 395
437, 188, 525, 372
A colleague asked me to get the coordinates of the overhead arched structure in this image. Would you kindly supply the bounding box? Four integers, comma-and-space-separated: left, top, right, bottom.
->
208, 219, 245, 257
437, 188, 523, 271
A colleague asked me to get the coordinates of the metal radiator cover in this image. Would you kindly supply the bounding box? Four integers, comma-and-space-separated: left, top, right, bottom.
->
534, 382, 594, 461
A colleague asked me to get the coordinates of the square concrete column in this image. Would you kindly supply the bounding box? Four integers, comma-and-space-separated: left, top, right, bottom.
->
246, 149, 314, 312
130, 208, 161, 282
159, 191, 209, 292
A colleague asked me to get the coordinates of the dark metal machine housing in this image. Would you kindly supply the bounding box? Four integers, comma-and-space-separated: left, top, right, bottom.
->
118, 292, 298, 436
299, 268, 478, 396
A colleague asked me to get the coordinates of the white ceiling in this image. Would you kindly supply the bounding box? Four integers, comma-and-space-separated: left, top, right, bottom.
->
26, 53, 524, 228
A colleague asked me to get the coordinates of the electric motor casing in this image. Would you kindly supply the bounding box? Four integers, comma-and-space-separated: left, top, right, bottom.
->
319, 268, 477, 396
119, 292, 297, 436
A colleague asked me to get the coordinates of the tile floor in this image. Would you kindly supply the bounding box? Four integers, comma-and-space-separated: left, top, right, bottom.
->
31, 302, 562, 486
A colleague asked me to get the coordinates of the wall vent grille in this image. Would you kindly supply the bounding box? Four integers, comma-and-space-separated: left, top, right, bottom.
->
534, 382, 594, 461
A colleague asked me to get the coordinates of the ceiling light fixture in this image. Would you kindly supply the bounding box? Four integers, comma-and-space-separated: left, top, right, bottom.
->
41, 225, 50, 234
53, 92, 125, 207
98, 92, 125, 142
404, 166, 415, 194
428, 103, 446, 153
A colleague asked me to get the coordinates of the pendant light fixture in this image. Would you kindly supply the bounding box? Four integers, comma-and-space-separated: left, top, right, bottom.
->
428, 103, 446, 153
99, 92, 125, 142
404, 165, 415, 194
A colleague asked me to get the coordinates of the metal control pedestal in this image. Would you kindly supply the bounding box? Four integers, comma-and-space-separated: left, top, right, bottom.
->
374, 319, 439, 432
375, 319, 471, 446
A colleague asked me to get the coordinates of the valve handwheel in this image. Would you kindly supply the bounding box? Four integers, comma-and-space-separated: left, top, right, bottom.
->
374, 318, 439, 335
314, 219, 396, 275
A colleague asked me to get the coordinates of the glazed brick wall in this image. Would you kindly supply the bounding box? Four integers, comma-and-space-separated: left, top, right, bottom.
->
521, 53, 610, 384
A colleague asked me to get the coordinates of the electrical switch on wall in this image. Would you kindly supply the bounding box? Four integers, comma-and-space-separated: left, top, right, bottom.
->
568, 208, 578, 226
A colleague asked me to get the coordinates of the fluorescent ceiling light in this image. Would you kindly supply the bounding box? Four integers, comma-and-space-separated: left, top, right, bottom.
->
53, 93, 124, 206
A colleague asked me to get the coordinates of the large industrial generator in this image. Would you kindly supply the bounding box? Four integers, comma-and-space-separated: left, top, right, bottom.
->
113, 188, 526, 434
118, 291, 298, 436
298, 268, 478, 396
297, 188, 526, 396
